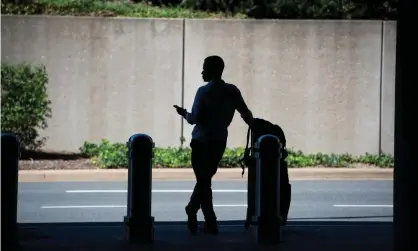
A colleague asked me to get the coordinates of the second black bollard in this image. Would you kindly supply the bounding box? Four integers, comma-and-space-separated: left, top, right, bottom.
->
251, 134, 283, 244
124, 134, 155, 244
1, 133, 21, 250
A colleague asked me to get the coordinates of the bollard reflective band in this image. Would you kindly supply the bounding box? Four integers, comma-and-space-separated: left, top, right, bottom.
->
254, 137, 282, 159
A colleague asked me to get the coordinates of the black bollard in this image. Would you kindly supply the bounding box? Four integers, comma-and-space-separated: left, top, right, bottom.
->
1, 133, 21, 250
124, 134, 155, 244
251, 134, 283, 244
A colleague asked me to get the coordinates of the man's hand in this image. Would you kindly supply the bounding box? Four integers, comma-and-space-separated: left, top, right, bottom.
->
173, 105, 187, 116
242, 109, 254, 127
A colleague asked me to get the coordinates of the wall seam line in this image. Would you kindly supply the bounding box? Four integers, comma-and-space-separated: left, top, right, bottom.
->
180, 18, 186, 148
378, 21, 385, 155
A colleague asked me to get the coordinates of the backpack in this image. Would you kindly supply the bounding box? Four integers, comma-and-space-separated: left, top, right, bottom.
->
240, 118, 287, 175
239, 118, 292, 228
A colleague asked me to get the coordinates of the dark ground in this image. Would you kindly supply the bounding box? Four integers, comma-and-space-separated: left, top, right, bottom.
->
16, 221, 392, 251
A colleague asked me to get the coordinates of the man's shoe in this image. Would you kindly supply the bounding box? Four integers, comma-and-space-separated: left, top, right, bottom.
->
185, 206, 198, 234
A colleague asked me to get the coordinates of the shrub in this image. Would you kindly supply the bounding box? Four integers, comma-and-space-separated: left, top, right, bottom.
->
1, 62, 52, 150
79, 139, 394, 169
0, 0, 245, 18
0, 0, 397, 19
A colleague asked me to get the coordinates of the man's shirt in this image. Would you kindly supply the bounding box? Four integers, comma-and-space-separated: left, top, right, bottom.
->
184, 80, 249, 142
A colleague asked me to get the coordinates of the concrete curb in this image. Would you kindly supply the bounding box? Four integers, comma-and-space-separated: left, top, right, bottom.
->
18, 168, 393, 182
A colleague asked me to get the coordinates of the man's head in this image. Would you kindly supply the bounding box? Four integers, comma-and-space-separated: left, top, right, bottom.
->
201, 55, 225, 82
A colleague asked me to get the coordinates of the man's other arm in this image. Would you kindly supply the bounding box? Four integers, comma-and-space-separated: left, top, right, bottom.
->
234, 87, 253, 126
184, 87, 205, 125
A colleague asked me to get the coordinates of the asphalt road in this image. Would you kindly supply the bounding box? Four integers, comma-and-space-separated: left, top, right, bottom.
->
17, 180, 393, 223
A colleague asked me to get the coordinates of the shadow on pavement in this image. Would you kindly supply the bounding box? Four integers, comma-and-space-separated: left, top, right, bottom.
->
20, 150, 86, 160
17, 220, 393, 251
288, 215, 393, 220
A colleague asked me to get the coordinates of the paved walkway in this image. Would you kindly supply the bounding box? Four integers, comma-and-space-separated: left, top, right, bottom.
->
18, 168, 393, 182
17, 221, 392, 251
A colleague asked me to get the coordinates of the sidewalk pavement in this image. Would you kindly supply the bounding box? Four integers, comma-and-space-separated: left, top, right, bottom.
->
18, 168, 393, 182
18, 221, 392, 251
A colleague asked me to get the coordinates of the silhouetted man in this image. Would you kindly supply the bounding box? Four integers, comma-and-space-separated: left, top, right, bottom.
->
174, 55, 253, 234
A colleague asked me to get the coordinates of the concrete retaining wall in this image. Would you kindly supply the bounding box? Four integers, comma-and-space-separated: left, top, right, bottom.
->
1, 16, 397, 155
380, 21, 397, 155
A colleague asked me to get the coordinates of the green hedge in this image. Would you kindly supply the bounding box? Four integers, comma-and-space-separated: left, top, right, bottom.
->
1, 0, 244, 18
80, 139, 394, 169
1, 0, 397, 19
1, 62, 52, 150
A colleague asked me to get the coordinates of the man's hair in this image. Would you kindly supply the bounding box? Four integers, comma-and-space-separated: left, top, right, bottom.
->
204, 55, 225, 75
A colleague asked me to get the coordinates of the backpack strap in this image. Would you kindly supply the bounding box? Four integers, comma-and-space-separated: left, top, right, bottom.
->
240, 125, 252, 177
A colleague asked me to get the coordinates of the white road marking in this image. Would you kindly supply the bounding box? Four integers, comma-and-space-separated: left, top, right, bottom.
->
66, 190, 127, 193
43, 204, 393, 209
333, 205, 393, 208
66, 189, 247, 193
41, 204, 247, 209
213, 204, 246, 207
41, 205, 126, 209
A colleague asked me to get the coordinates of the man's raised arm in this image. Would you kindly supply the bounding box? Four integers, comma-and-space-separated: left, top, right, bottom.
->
184, 87, 205, 125
234, 87, 254, 126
